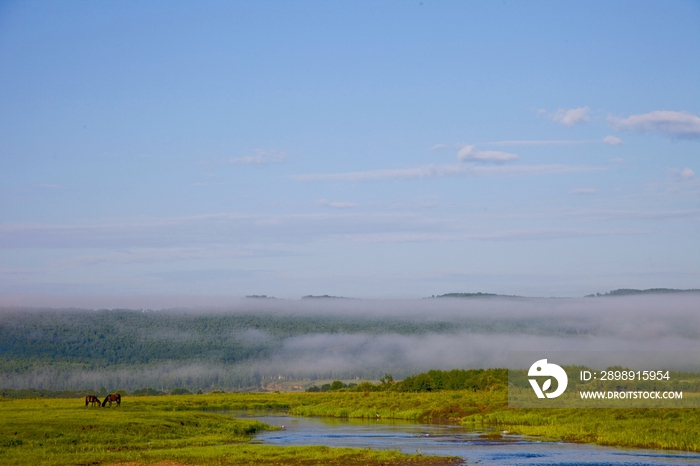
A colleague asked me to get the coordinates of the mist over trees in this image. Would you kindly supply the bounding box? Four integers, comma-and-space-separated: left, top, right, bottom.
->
0, 308, 478, 390
2, 293, 700, 391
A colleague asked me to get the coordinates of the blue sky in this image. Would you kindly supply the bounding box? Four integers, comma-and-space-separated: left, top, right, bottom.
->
1, 0, 699, 301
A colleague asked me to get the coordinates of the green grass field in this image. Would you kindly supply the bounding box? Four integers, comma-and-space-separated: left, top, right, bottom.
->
467, 406, 700, 451
0, 395, 458, 466
3, 389, 700, 466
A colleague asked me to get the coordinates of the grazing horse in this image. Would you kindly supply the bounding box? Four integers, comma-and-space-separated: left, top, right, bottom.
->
101, 393, 121, 407
85, 395, 101, 407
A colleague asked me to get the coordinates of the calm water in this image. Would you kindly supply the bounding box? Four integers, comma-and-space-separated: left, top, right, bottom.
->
237, 412, 700, 465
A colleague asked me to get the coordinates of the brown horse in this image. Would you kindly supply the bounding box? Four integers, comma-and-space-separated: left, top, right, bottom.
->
101, 393, 121, 407
85, 395, 101, 407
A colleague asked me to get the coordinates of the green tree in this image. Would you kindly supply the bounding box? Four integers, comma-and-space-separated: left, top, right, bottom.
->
380, 373, 394, 386
330, 380, 345, 391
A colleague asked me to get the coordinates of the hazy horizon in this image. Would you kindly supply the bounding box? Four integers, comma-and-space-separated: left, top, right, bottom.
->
2, 287, 699, 310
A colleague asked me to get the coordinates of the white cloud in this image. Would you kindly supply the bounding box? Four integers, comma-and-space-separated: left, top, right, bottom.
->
230, 149, 287, 164
609, 157, 624, 163
608, 111, 700, 139
551, 107, 591, 126
603, 135, 623, 146
316, 199, 358, 209
294, 163, 603, 182
457, 145, 519, 163
429, 143, 448, 151
669, 167, 696, 180
570, 188, 598, 195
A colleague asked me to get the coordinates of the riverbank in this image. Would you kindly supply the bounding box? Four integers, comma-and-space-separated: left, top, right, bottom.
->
0, 397, 460, 466
178, 390, 700, 452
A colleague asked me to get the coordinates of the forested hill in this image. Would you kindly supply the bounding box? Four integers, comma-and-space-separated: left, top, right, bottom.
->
2, 307, 589, 371
0, 309, 456, 367
0, 305, 591, 391
3, 293, 697, 392
2, 308, 495, 391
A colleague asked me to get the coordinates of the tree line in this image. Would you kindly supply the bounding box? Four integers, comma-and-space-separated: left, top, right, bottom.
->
306, 369, 508, 393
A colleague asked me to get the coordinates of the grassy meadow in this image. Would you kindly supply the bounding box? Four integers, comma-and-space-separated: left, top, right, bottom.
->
2, 389, 700, 465
0, 395, 458, 466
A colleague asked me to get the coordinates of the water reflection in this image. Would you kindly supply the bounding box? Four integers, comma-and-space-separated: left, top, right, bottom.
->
236, 412, 700, 465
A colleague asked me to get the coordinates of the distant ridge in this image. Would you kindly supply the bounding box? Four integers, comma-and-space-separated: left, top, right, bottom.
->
431, 292, 520, 298
432, 289, 700, 299
301, 294, 350, 299
245, 295, 276, 299
585, 288, 700, 297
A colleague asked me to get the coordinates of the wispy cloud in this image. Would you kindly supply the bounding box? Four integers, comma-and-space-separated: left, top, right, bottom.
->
66, 246, 267, 266
603, 135, 623, 146
3, 204, 691, 253
230, 149, 287, 164
294, 163, 603, 182
566, 208, 700, 221
551, 107, 591, 126
429, 143, 448, 151
342, 228, 646, 243
485, 140, 589, 146
608, 111, 700, 139
570, 188, 598, 195
148, 269, 255, 282
457, 145, 518, 163
316, 199, 358, 209
0, 213, 427, 249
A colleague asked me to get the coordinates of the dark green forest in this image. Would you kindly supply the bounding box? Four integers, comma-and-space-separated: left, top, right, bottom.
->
0, 308, 527, 391
0, 308, 463, 368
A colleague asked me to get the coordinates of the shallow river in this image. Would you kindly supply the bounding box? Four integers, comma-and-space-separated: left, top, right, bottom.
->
238, 412, 700, 465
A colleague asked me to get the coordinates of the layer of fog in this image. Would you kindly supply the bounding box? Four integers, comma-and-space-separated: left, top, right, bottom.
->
4, 294, 700, 339
4, 331, 699, 391
2, 294, 700, 390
